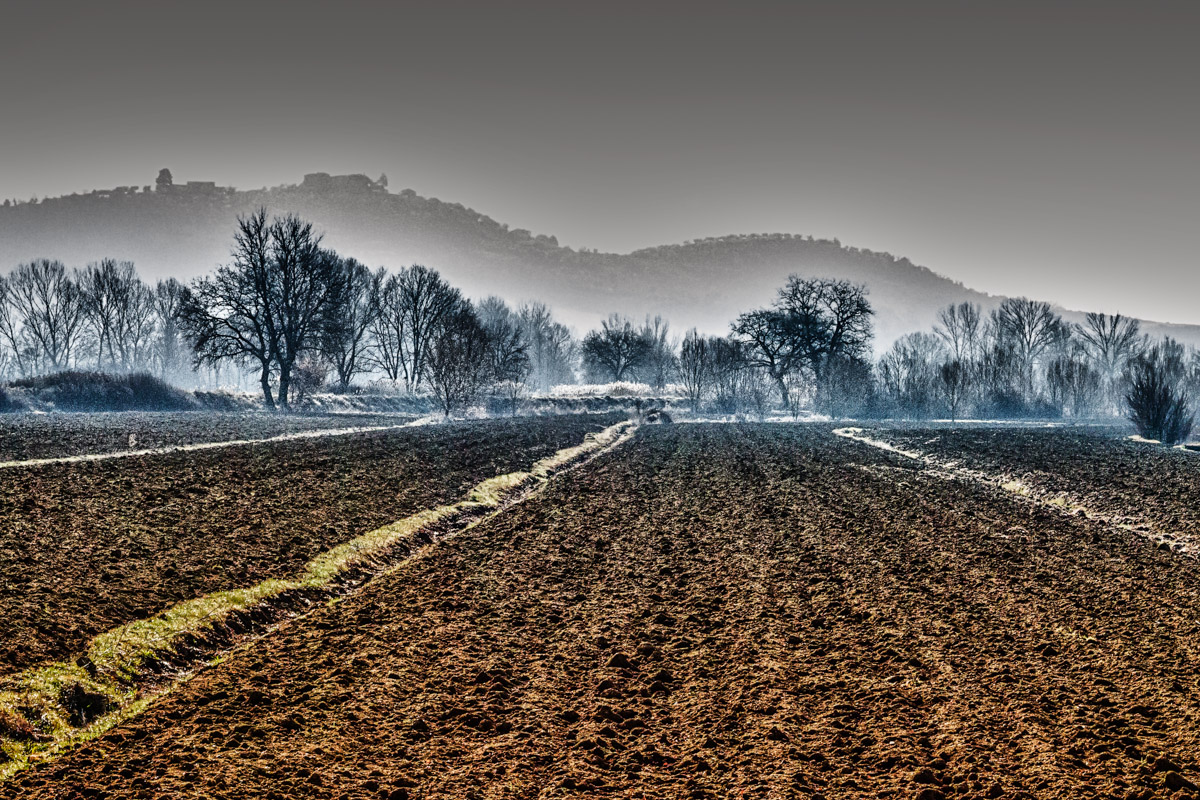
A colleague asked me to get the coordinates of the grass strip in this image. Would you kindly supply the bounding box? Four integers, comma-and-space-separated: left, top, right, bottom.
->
0, 420, 632, 777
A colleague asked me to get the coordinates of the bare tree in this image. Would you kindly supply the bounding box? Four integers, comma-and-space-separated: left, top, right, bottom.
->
991, 298, 1065, 400
369, 271, 407, 385
1126, 338, 1194, 444
266, 215, 342, 408
5, 259, 86, 372
116, 276, 158, 372
181, 209, 341, 410
396, 265, 462, 393
878, 332, 944, 418
180, 210, 278, 408
1046, 352, 1101, 417
79, 259, 158, 372
516, 301, 577, 391
582, 314, 652, 383
323, 258, 383, 392
477, 297, 530, 414
732, 309, 803, 407
635, 315, 676, 390
736, 277, 873, 411
153, 278, 188, 383
709, 337, 752, 414
0, 274, 28, 377
934, 302, 983, 363
79, 259, 127, 369
425, 301, 493, 416
677, 329, 711, 412
939, 359, 971, 420
1078, 312, 1141, 414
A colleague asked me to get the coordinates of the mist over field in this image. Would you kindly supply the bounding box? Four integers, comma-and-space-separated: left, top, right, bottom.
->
3, 173, 1200, 354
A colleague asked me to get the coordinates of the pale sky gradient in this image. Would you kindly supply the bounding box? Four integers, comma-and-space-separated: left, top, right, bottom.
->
2, 1, 1197, 323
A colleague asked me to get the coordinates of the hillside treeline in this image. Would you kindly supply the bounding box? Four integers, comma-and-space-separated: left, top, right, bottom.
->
1, 208, 1196, 439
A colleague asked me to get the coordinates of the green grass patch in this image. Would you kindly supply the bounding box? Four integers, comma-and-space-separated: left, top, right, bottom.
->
0, 420, 633, 780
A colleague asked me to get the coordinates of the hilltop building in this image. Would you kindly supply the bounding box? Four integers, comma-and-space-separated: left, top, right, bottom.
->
300, 173, 389, 194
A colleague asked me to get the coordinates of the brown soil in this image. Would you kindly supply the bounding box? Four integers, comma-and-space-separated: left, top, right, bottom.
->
0, 414, 618, 675
0, 411, 416, 462
7, 423, 1200, 799
863, 425, 1200, 540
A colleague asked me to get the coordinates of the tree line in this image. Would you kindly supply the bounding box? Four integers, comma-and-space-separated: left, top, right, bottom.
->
177, 210, 578, 412
1, 208, 1195, 439
875, 299, 1197, 440
0, 257, 190, 383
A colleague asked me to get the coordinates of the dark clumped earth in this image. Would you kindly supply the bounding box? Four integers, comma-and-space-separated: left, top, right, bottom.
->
863, 425, 1200, 545
0, 414, 618, 674
5, 423, 1200, 799
0, 411, 416, 463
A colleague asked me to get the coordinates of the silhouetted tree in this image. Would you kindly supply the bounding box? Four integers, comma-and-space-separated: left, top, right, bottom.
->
878, 332, 944, 418
779, 277, 873, 371
0, 274, 26, 377
820, 354, 874, 419
180, 210, 278, 407
369, 271, 407, 385
394, 265, 462, 392
709, 337, 753, 414
181, 209, 342, 409
425, 301, 493, 416
991, 298, 1065, 400
153, 278, 188, 383
1079, 312, 1141, 414
939, 359, 971, 420
477, 296, 530, 414
323, 258, 383, 392
732, 309, 803, 407
516, 301, 577, 391
267, 216, 342, 408
934, 302, 983, 363
677, 329, 711, 412
1046, 353, 1101, 417
634, 315, 676, 390
735, 277, 873, 410
582, 314, 652, 382
1126, 338, 1194, 444
4, 259, 87, 372
79, 259, 156, 371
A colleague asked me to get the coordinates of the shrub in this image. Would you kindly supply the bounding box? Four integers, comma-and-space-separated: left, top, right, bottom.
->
9, 371, 197, 412
1126, 347, 1194, 445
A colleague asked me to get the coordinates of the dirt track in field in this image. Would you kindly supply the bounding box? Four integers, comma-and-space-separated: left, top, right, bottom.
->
861, 426, 1200, 551
0, 415, 616, 675
8, 424, 1200, 799
0, 412, 413, 463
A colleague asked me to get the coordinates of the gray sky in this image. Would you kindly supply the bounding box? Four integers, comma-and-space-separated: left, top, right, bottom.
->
2, 1, 1197, 324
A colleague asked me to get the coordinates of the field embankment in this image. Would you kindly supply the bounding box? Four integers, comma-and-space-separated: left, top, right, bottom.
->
8, 424, 1200, 799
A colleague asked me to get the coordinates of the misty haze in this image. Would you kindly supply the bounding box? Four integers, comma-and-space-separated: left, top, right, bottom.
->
2, 3, 1199, 799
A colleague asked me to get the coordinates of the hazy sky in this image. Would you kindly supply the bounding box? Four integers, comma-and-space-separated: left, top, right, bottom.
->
2, 1, 1197, 323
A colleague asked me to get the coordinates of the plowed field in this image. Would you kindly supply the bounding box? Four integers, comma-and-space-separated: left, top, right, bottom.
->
7, 424, 1200, 799
859, 426, 1200, 548
0, 412, 416, 463
0, 414, 618, 674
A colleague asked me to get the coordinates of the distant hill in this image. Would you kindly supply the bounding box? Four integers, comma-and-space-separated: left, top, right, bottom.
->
3, 171, 1198, 350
